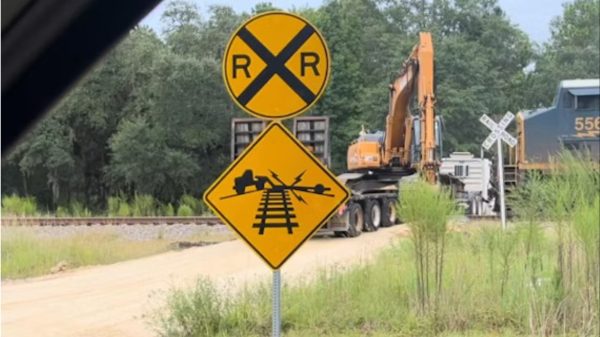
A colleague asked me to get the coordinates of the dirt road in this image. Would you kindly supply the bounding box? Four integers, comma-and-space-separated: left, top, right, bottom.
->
1, 226, 409, 337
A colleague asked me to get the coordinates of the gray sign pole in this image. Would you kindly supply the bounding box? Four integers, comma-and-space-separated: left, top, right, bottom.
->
272, 270, 281, 337
496, 139, 507, 230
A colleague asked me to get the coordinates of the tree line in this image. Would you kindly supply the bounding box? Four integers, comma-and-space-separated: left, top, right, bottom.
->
2, 0, 599, 212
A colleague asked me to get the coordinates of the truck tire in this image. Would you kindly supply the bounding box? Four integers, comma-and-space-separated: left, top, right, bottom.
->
381, 198, 397, 227
346, 202, 364, 237
365, 199, 382, 232
333, 231, 346, 238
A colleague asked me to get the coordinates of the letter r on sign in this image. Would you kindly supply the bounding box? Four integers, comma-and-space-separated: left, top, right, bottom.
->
300, 52, 320, 76
233, 54, 251, 79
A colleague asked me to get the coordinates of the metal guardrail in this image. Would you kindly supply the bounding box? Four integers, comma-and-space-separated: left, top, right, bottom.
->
0, 216, 222, 226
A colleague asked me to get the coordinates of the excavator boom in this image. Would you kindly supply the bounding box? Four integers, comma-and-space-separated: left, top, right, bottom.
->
347, 32, 438, 183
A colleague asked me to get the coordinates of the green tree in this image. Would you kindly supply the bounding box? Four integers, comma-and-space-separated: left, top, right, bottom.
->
524, 0, 600, 107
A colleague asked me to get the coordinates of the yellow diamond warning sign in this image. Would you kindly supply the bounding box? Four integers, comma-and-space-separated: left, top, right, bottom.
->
223, 12, 330, 119
203, 122, 349, 269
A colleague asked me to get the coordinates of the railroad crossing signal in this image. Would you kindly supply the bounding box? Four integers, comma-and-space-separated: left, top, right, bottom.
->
223, 11, 330, 119
480, 112, 517, 231
203, 122, 349, 269
480, 112, 517, 150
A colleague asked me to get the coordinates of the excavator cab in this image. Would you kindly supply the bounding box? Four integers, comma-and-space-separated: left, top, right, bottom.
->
347, 129, 386, 170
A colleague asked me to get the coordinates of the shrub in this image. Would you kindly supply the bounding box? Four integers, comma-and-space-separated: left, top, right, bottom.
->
1, 195, 38, 216
511, 150, 600, 335
397, 180, 456, 314
177, 204, 193, 217
107, 196, 123, 216
131, 194, 156, 216
154, 279, 226, 337
56, 206, 69, 217
163, 203, 175, 217
69, 201, 91, 217
180, 194, 204, 215
117, 203, 131, 217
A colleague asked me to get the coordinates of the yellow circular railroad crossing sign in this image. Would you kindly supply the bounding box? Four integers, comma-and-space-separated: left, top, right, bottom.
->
223, 11, 330, 119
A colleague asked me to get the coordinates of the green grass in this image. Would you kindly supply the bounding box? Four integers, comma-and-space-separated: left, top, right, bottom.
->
152, 152, 599, 337
153, 228, 598, 337
0, 227, 235, 280
151, 225, 595, 337
1, 193, 211, 217
1, 195, 38, 216
1, 228, 170, 279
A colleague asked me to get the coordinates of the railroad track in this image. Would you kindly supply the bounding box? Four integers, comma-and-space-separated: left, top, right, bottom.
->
1, 214, 499, 227
253, 190, 299, 235
0, 216, 223, 226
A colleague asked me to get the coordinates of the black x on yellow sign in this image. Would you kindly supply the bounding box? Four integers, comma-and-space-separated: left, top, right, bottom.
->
223, 12, 330, 119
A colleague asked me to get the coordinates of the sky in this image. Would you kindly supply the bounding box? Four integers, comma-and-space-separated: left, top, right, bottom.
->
139, 0, 567, 45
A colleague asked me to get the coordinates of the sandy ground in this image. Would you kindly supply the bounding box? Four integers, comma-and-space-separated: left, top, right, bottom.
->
1, 225, 409, 337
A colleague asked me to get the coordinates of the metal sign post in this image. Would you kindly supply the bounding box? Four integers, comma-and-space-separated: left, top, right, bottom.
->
496, 139, 507, 230
480, 112, 517, 230
272, 270, 281, 337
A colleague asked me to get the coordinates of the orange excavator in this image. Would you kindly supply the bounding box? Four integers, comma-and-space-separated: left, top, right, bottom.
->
347, 32, 438, 182
322, 32, 445, 237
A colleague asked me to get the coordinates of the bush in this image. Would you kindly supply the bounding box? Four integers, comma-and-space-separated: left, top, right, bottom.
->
152, 232, 562, 337
69, 201, 91, 217
397, 180, 456, 314
117, 203, 131, 217
56, 206, 69, 217
1, 195, 38, 216
107, 196, 124, 216
155, 279, 227, 337
180, 194, 204, 215
163, 203, 175, 216
511, 150, 600, 335
131, 194, 156, 216
177, 204, 193, 217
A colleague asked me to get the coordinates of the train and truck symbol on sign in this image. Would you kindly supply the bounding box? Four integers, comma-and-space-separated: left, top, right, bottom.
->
230, 169, 332, 197
222, 169, 333, 235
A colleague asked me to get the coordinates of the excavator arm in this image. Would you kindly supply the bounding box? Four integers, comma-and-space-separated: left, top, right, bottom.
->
346, 32, 438, 184
383, 32, 437, 182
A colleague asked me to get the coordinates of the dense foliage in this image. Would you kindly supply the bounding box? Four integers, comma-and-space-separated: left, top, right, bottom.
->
2, 0, 599, 212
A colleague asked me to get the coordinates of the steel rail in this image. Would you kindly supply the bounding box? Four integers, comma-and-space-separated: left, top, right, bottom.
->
0, 216, 222, 226
1, 214, 498, 226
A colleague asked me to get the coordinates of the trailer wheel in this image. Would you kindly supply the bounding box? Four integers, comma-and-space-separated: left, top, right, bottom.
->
346, 202, 364, 237
381, 198, 397, 227
365, 199, 382, 231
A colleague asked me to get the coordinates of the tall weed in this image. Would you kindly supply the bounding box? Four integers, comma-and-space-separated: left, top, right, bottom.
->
131, 194, 156, 216
162, 203, 175, 217
1, 195, 38, 216
177, 205, 193, 217
180, 194, 204, 215
397, 180, 456, 316
69, 201, 92, 217
512, 150, 599, 335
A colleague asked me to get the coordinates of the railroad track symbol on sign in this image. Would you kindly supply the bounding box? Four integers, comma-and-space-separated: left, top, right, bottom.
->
221, 169, 334, 235
223, 12, 330, 119
203, 122, 349, 269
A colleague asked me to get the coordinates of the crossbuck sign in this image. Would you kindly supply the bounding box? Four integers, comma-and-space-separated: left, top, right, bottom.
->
480, 112, 517, 150
479, 111, 517, 231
